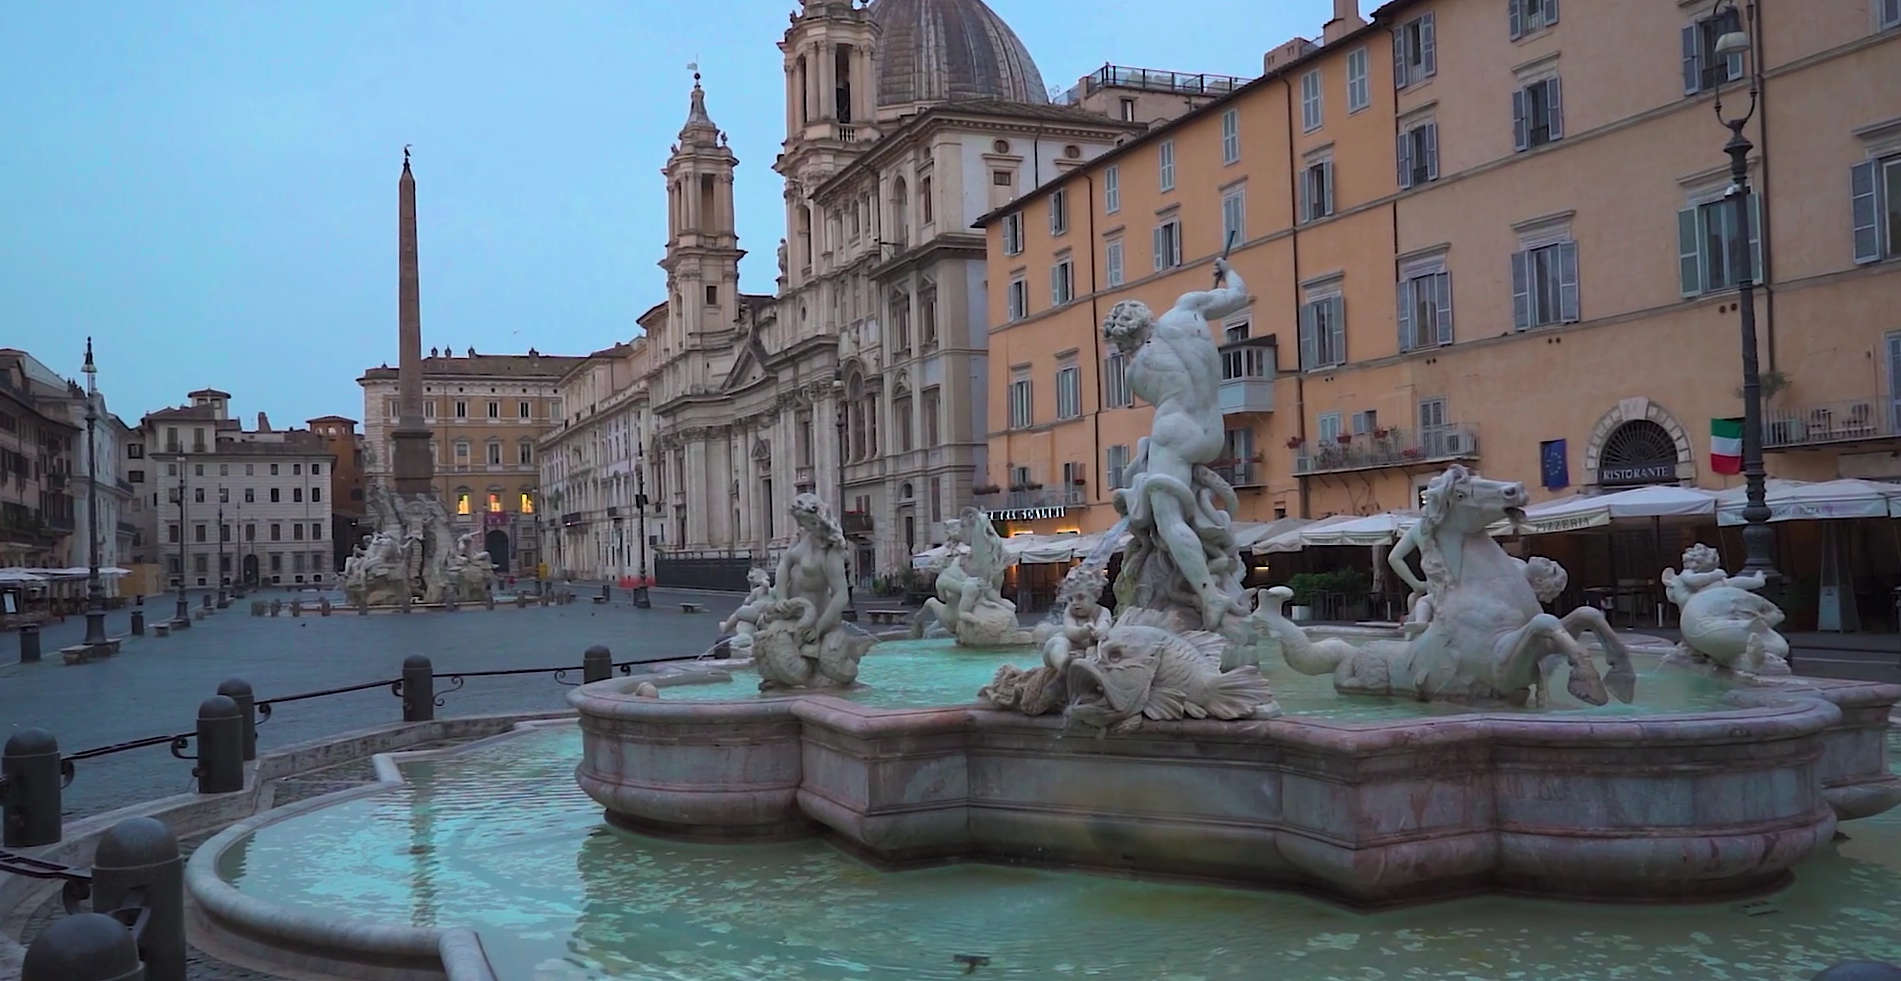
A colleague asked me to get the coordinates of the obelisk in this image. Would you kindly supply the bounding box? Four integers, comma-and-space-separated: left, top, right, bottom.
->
390, 147, 436, 497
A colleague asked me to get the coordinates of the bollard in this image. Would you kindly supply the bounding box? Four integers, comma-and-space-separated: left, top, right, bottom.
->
401, 655, 434, 722
216, 678, 257, 761
201, 593, 211, 611
485, 592, 496, 611
21, 912, 143, 981
319, 598, 332, 617
289, 600, 301, 618
3, 728, 65, 847
192, 695, 244, 794
583, 645, 612, 683
633, 585, 651, 609
516, 594, 530, 608
129, 610, 144, 636
601, 583, 611, 602
444, 594, 458, 612
91, 816, 186, 981
19, 623, 41, 663
269, 599, 281, 617
357, 598, 369, 616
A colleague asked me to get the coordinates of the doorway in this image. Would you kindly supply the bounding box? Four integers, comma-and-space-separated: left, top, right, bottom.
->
485, 529, 511, 574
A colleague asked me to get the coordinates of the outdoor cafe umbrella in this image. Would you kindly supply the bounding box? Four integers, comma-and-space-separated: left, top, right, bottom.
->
1714, 478, 1901, 525
1492, 484, 1718, 536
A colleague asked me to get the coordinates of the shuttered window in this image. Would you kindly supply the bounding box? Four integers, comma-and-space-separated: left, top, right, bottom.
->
1511, 241, 1580, 328
1676, 193, 1762, 295
1299, 294, 1347, 370
1511, 76, 1563, 151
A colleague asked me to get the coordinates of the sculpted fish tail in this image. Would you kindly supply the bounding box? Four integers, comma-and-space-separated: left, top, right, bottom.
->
1203, 666, 1279, 720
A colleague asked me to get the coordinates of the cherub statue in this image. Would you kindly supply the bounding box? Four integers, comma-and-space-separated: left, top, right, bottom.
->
719, 567, 775, 656
1041, 570, 1112, 674
1662, 543, 1790, 674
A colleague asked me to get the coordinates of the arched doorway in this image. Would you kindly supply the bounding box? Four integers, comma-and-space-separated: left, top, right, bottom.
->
485, 529, 510, 574
1598, 420, 1681, 487
242, 554, 258, 586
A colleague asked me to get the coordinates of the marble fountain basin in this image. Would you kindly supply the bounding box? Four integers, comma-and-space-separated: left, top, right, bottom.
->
573, 639, 1901, 906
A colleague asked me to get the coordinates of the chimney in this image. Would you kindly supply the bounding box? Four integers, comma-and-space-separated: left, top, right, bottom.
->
1323, 0, 1365, 43
257, 412, 272, 432
1263, 37, 1318, 73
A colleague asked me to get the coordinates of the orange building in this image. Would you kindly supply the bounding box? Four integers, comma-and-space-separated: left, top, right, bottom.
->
977, 0, 1901, 543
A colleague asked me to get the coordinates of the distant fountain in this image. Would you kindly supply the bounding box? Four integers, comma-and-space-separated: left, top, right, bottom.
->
922, 507, 1031, 646
342, 485, 495, 606
1663, 543, 1791, 675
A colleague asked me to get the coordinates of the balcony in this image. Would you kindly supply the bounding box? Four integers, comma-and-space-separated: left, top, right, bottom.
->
1064, 63, 1252, 103
560, 511, 584, 527
1766, 398, 1900, 450
1211, 459, 1266, 488
842, 510, 874, 536
1295, 424, 1480, 476
1218, 339, 1277, 415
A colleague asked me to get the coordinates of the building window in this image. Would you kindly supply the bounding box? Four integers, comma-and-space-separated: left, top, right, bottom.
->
1119, 97, 1136, 121
455, 400, 467, 418
245, 464, 254, 475
1001, 213, 1023, 255
193, 487, 204, 503
424, 401, 436, 419
1398, 121, 1439, 188
311, 463, 321, 475
292, 463, 301, 475
1300, 161, 1334, 222
1105, 240, 1125, 287
292, 487, 303, 503
1678, 193, 1761, 294
1682, 8, 1743, 94
487, 401, 500, 419
218, 487, 229, 503
1007, 277, 1028, 321
1008, 373, 1033, 429
520, 492, 535, 514
1398, 266, 1454, 350
1055, 363, 1082, 420
1050, 259, 1074, 306
920, 176, 933, 225
1300, 70, 1323, 132
488, 493, 502, 513
385, 399, 398, 420
1346, 47, 1370, 112
1394, 13, 1436, 88
1881, 0, 1901, 30
270, 523, 281, 541
168, 523, 179, 543
245, 523, 255, 541
1104, 164, 1120, 214
705, 284, 718, 306
194, 464, 203, 476
1850, 156, 1901, 264
488, 442, 505, 466
1050, 188, 1068, 235
312, 522, 322, 540
1106, 444, 1130, 488
518, 400, 530, 419
312, 487, 322, 503
1224, 318, 1250, 345
456, 490, 471, 515
1220, 108, 1240, 164
269, 487, 280, 503
921, 387, 941, 447
1317, 412, 1343, 445
1221, 187, 1246, 246
1159, 139, 1175, 192
1512, 77, 1564, 151
1103, 349, 1131, 408
894, 392, 913, 452
218, 463, 228, 476
293, 523, 304, 541
993, 168, 1014, 188
1153, 218, 1183, 270
1513, 240, 1581, 328
519, 441, 533, 466
1510, 0, 1558, 39
1299, 292, 1347, 369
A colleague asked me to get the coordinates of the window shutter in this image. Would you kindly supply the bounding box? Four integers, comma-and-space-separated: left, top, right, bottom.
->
1509, 0, 1523, 40
1393, 28, 1409, 87
1424, 123, 1440, 180
1329, 295, 1347, 365
1299, 301, 1318, 370
1546, 76, 1564, 140
1747, 192, 1763, 284
1421, 14, 1436, 77
1397, 130, 1414, 189
1298, 169, 1311, 223
1676, 207, 1701, 295
1396, 277, 1415, 351
1153, 225, 1165, 271
1170, 222, 1183, 266
1050, 265, 1061, 305
1434, 271, 1454, 344
1681, 25, 1701, 94
1512, 88, 1530, 151
1322, 162, 1335, 216
1852, 161, 1882, 263
1548, 0, 1558, 24
1558, 241, 1580, 323
1511, 249, 1531, 329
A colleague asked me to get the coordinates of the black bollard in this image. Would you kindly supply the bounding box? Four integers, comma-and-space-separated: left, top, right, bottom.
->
401, 655, 434, 722
21, 912, 143, 981
129, 610, 144, 636
19, 623, 41, 663
216, 678, 256, 761
192, 695, 244, 794
601, 583, 611, 603
583, 645, 612, 683
201, 593, 211, 611
91, 816, 185, 981
632, 584, 651, 609
3, 728, 65, 847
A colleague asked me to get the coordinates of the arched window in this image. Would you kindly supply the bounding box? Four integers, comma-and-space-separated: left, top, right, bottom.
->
891, 177, 910, 245
520, 491, 536, 514
455, 487, 472, 515
1599, 420, 1680, 486
487, 489, 503, 513
890, 289, 911, 351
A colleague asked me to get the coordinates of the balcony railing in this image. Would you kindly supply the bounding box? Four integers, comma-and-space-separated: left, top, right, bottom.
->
1294, 424, 1480, 475
1765, 398, 1900, 449
1065, 63, 1253, 103
842, 511, 873, 536
1211, 460, 1265, 488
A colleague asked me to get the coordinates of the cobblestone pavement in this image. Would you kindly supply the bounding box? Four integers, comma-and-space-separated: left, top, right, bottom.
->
0, 587, 742, 818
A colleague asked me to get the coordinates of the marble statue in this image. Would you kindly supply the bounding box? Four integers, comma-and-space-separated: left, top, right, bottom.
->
718, 567, 775, 656
981, 259, 1280, 727
1662, 543, 1791, 675
924, 506, 1029, 646
748, 493, 875, 689
1403, 553, 1568, 639
343, 530, 410, 607
1254, 465, 1637, 706
342, 485, 496, 606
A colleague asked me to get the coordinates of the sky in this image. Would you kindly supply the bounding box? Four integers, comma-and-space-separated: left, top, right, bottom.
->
2, 0, 1332, 427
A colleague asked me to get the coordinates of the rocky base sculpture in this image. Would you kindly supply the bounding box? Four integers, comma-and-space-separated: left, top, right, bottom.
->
924, 507, 1031, 647
1255, 465, 1636, 707
980, 260, 1279, 727
747, 493, 874, 690
1663, 543, 1791, 675
343, 485, 497, 607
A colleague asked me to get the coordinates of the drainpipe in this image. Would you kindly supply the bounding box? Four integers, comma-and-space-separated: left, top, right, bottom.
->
1748, 0, 1777, 372
1085, 173, 1103, 508
1284, 74, 1311, 519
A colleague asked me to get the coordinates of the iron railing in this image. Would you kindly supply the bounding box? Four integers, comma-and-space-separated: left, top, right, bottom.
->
1765, 398, 1900, 449
1295, 424, 1481, 475
1065, 63, 1252, 103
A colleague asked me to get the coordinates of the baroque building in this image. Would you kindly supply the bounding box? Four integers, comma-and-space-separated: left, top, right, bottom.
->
540, 337, 656, 580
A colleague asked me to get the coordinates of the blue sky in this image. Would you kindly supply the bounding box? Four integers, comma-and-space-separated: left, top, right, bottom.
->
2, 0, 1330, 426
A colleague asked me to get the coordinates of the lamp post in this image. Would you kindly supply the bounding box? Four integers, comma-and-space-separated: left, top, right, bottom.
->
174, 459, 189, 624
833, 386, 856, 622
232, 498, 243, 598
1709, 0, 1778, 584
632, 443, 650, 608
80, 338, 108, 650
216, 491, 227, 607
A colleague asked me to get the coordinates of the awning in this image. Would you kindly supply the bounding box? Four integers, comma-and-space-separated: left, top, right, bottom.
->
1259, 514, 1356, 553
1299, 512, 1420, 547
1234, 517, 1312, 553
0, 568, 48, 584
1715, 478, 1901, 526
1497, 485, 1719, 536
1005, 533, 1083, 564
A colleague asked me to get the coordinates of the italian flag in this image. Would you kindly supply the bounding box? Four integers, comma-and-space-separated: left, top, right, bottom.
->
1711, 418, 1743, 475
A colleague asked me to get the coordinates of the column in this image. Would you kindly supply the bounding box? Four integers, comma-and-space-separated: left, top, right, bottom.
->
817, 42, 835, 122
685, 439, 709, 546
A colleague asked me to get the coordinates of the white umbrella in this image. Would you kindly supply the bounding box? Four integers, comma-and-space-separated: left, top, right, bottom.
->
1005, 533, 1080, 564
1499, 485, 1718, 536
1299, 512, 1420, 547
1715, 478, 1901, 525
0, 568, 47, 583
1259, 514, 1355, 553
1234, 517, 1312, 553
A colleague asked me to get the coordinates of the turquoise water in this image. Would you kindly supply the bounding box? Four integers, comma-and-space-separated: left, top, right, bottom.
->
221, 724, 1901, 979
663, 637, 1741, 721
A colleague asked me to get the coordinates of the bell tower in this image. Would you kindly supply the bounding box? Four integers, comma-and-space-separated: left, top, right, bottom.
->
775, 1, 879, 293
660, 71, 745, 390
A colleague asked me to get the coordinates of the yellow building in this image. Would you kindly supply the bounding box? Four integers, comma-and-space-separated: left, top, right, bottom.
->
978, 0, 1901, 543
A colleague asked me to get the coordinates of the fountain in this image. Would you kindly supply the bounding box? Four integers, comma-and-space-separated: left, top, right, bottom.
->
342, 484, 497, 607
920, 506, 1032, 646
1663, 541, 1793, 674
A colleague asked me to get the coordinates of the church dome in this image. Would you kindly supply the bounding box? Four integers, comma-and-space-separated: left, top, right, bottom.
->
869, 0, 1049, 107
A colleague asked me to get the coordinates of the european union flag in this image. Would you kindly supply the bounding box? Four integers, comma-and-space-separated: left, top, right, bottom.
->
1540, 439, 1569, 490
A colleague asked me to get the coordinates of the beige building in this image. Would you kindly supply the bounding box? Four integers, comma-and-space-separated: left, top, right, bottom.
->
358, 349, 582, 574
540, 337, 656, 580
0, 354, 80, 571
977, 0, 1900, 595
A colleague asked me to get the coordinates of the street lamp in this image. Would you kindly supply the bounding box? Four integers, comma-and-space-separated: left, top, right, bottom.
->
1708, 0, 1778, 584
633, 443, 650, 608
80, 338, 108, 650
216, 489, 227, 607
834, 386, 857, 622
232, 497, 243, 598
174, 458, 189, 624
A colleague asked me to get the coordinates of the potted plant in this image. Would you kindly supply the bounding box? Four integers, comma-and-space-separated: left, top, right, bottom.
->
973, 482, 1000, 495
1285, 435, 1305, 450
1072, 476, 1088, 486
1286, 572, 1325, 622
1335, 433, 1354, 445
1401, 446, 1424, 460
